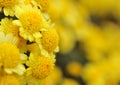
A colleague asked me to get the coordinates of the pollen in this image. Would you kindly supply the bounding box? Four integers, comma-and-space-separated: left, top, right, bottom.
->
0, 75, 20, 85
19, 10, 44, 34
31, 56, 54, 79
41, 29, 59, 52
35, 0, 50, 12
0, 42, 20, 68
0, 0, 18, 8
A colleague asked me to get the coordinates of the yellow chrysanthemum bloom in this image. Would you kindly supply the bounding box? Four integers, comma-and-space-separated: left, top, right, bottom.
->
0, 42, 26, 75
0, 74, 20, 85
0, 18, 19, 37
0, 18, 27, 51
26, 53, 55, 79
0, 32, 18, 69
36, 28, 59, 57
0, 32, 26, 75
0, 0, 21, 16
31, 56, 54, 79
14, 5, 46, 41
66, 62, 82, 77
0, 42, 20, 68
35, 0, 50, 12
41, 28, 59, 52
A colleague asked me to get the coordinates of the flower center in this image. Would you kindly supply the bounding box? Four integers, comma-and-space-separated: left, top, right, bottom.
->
0, 42, 20, 68
41, 29, 59, 52
32, 56, 54, 79
19, 10, 44, 34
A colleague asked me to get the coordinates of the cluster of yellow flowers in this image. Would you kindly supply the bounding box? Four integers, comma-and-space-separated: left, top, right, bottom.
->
0, 0, 59, 85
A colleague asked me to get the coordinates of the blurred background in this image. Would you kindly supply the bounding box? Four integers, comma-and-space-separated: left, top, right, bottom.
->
47, 0, 120, 85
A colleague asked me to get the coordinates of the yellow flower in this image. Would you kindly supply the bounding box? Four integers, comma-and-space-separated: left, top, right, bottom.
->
0, 74, 20, 85
82, 64, 104, 85
41, 28, 59, 52
0, 18, 27, 51
0, 42, 20, 68
26, 53, 55, 79
0, 0, 20, 16
14, 5, 46, 41
66, 61, 82, 77
0, 18, 19, 38
0, 32, 18, 70
36, 28, 59, 57
0, 42, 26, 75
0, 32, 26, 75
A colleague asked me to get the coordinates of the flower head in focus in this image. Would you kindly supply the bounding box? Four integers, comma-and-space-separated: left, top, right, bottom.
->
26, 53, 55, 79
13, 5, 47, 41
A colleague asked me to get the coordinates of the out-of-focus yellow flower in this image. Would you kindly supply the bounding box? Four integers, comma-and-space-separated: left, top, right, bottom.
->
102, 22, 120, 51
48, 3, 59, 22
81, 25, 107, 61
50, 66, 63, 85
80, 0, 117, 16
56, 24, 76, 54
61, 78, 80, 85
66, 61, 82, 77
82, 63, 105, 85
105, 76, 119, 85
